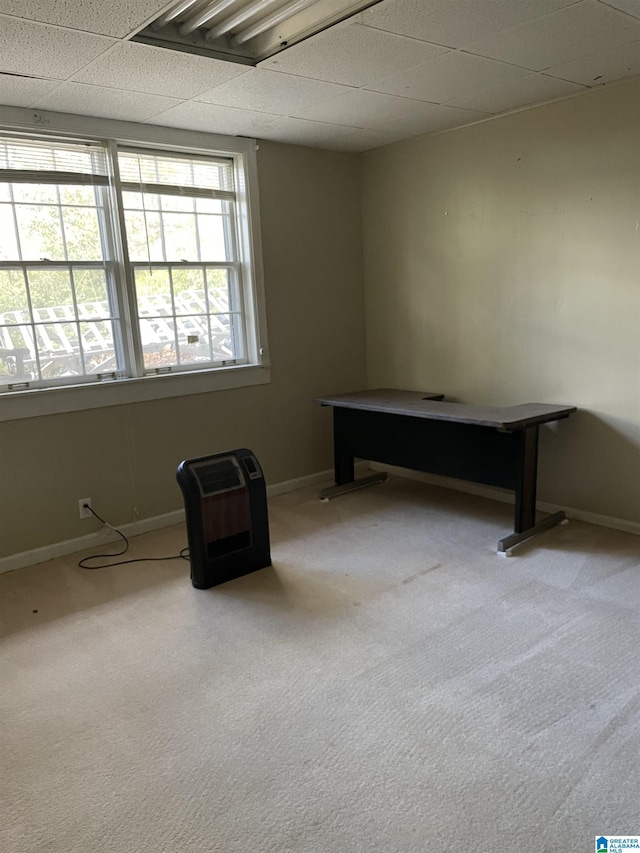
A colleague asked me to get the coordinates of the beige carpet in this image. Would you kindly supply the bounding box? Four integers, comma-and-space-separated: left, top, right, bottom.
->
1, 477, 639, 853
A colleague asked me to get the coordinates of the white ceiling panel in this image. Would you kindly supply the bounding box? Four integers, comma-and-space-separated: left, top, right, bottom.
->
0, 0, 637, 153
291, 88, 448, 130
373, 102, 488, 136
34, 81, 180, 122
259, 22, 449, 87
0, 73, 63, 107
447, 72, 585, 113
256, 116, 398, 151
74, 41, 248, 99
598, 0, 640, 18
545, 40, 640, 85
196, 69, 351, 115
465, 0, 640, 71
0, 0, 173, 38
356, 0, 578, 49
0, 15, 114, 80
146, 100, 279, 135
367, 51, 530, 103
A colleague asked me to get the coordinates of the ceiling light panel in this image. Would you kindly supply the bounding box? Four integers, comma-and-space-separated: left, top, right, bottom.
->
135, 0, 386, 65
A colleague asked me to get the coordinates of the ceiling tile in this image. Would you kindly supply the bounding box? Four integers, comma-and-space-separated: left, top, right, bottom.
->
447, 72, 585, 112
544, 40, 640, 84
291, 89, 447, 130
597, 0, 640, 19
259, 22, 449, 87
465, 0, 640, 71
357, 0, 578, 49
0, 15, 114, 79
74, 41, 248, 99
373, 102, 488, 136
34, 82, 180, 122
256, 116, 398, 151
196, 69, 352, 115
0, 0, 172, 38
0, 73, 63, 107
366, 51, 530, 103
146, 100, 279, 136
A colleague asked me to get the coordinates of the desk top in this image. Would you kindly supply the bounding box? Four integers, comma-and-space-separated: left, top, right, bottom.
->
316, 389, 576, 430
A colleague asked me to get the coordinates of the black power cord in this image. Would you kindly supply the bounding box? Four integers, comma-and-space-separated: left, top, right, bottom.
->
78, 504, 189, 570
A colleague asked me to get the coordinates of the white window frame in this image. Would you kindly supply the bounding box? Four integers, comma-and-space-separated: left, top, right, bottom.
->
0, 106, 270, 423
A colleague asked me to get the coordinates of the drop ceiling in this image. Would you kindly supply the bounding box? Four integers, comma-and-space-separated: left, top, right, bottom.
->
0, 0, 638, 152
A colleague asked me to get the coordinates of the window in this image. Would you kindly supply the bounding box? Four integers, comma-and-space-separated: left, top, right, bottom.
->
0, 132, 266, 400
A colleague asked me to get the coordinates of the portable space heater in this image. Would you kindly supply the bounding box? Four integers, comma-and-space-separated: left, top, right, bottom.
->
176, 448, 271, 589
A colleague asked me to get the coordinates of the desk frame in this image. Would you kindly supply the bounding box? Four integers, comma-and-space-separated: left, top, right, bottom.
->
318, 393, 575, 553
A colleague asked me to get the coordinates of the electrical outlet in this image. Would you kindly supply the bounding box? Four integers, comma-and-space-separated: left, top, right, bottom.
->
79, 498, 92, 519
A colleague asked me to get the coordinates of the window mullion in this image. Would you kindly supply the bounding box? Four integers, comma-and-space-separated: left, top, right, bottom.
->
94, 188, 127, 378
105, 139, 144, 378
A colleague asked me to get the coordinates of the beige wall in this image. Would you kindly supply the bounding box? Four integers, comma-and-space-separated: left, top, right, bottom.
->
3, 78, 639, 559
361, 77, 640, 523
0, 141, 366, 557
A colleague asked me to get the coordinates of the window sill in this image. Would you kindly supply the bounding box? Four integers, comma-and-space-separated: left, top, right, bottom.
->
0, 363, 271, 422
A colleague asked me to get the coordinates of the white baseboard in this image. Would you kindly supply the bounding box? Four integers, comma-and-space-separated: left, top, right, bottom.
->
369, 462, 640, 537
0, 463, 369, 575
266, 461, 369, 498
3, 461, 635, 575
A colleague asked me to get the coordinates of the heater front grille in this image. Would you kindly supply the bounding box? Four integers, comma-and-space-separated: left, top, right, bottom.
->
192, 456, 244, 496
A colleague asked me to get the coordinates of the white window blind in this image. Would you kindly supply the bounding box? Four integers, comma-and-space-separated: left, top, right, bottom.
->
118, 148, 234, 196
0, 136, 108, 186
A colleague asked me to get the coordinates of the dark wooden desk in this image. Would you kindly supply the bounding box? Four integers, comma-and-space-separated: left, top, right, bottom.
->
316, 389, 577, 552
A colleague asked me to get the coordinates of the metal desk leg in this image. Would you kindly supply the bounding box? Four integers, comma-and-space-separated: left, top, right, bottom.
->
320, 408, 388, 500
515, 425, 538, 534
334, 411, 354, 486
498, 425, 566, 552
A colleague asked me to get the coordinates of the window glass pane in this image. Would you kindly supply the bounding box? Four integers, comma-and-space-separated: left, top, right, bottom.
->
205, 268, 233, 312
177, 316, 212, 364
162, 212, 198, 261
61, 206, 103, 260
73, 268, 110, 310
122, 191, 160, 210
124, 211, 163, 261
80, 321, 116, 373
134, 268, 173, 317
172, 268, 206, 315
59, 185, 99, 206
0, 269, 31, 322
36, 322, 80, 363
16, 205, 65, 260
0, 322, 32, 382
196, 196, 223, 214
12, 183, 58, 204
0, 204, 19, 259
28, 269, 74, 313
142, 319, 177, 369
197, 214, 229, 261
210, 312, 233, 360
159, 194, 194, 213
